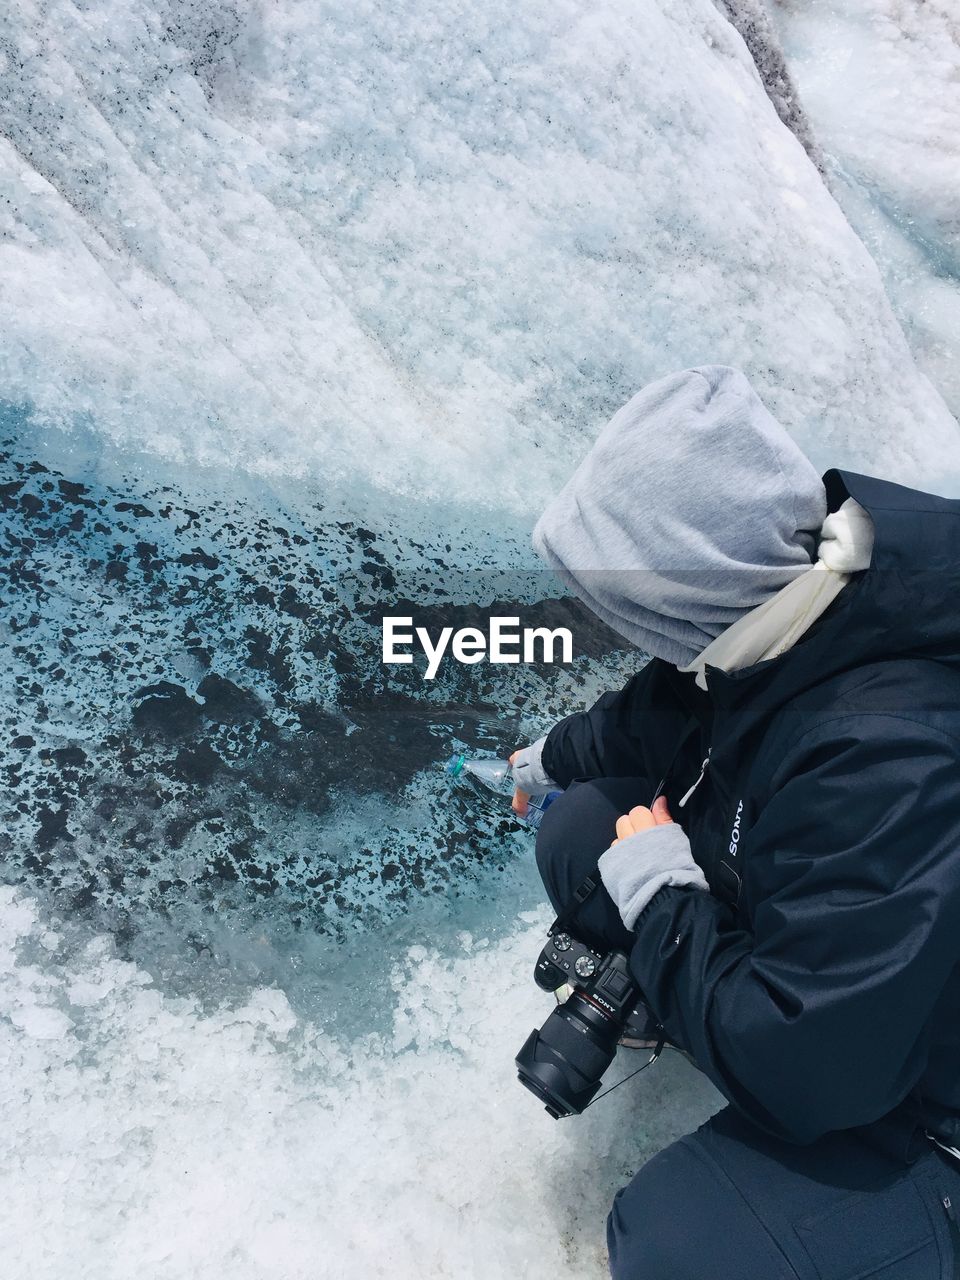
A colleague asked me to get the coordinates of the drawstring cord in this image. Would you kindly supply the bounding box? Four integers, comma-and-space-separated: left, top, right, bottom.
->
678, 749, 711, 808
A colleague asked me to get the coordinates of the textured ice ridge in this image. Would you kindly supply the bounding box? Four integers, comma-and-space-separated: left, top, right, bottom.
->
1, 0, 958, 512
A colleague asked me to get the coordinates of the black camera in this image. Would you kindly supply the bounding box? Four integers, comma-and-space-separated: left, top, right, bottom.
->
515, 929, 664, 1119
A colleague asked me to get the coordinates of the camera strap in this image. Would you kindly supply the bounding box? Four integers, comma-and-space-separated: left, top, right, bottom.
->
582, 1038, 664, 1110
549, 713, 702, 937
549, 872, 601, 936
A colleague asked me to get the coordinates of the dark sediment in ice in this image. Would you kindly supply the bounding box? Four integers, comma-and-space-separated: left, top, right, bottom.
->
0, 426, 631, 953
714, 0, 824, 170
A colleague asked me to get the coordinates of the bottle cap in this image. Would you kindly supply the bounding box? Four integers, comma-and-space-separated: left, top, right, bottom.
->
446, 753, 466, 777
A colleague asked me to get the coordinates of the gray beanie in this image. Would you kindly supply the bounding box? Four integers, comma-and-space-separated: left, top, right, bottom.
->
531, 366, 828, 666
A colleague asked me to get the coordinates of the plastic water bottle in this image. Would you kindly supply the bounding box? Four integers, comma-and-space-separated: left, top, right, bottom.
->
445, 754, 561, 830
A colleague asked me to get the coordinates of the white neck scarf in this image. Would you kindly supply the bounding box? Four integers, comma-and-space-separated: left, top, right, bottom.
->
677, 498, 875, 691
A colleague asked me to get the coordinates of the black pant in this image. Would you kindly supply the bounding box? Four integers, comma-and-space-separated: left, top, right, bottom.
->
535, 778, 960, 1279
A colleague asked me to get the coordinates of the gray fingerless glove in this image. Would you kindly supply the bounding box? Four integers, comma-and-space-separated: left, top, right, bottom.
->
510, 735, 559, 792
598, 823, 708, 930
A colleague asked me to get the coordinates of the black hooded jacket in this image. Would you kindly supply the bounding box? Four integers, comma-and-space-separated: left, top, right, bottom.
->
540, 469, 960, 1152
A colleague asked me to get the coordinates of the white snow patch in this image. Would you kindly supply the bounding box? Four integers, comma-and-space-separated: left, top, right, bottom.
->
771, 0, 960, 419
0, 0, 957, 514
0, 886, 720, 1279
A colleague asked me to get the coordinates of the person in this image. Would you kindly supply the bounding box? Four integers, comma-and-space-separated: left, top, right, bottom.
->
510, 366, 960, 1279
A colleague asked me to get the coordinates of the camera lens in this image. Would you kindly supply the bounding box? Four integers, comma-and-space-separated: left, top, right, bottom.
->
515, 989, 621, 1118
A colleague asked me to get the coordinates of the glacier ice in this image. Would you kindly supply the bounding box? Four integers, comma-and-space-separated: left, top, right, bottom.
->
1, 0, 959, 513
0, 886, 722, 1279
770, 0, 960, 419
1, 0, 959, 1275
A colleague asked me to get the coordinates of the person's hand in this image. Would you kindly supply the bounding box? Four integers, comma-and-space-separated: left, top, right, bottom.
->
611, 795, 674, 844
507, 750, 530, 816
599, 794, 708, 930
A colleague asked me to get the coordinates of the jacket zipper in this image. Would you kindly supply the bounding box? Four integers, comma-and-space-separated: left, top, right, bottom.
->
649, 714, 703, 807
942, 1194, 960, 1279
678, 749, 711, 808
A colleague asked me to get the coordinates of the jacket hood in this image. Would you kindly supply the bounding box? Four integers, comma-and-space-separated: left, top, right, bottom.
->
531, 366, 828, 668
704, 467, 960, 733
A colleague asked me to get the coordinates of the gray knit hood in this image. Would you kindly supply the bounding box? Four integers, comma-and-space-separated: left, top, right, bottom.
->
531, 366, 828, 666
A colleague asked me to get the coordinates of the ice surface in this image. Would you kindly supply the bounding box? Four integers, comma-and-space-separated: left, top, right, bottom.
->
770, 0, 960, 419
0, 416, 641, 970
1, 0, 958, 517
0, 887, 721, 1279
2, 0, 960, 1274
715, 0, 822, 164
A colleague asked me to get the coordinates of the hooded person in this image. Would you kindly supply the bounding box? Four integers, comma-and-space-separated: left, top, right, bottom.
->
511, 364, 875, 794
513, 366, 960, 1280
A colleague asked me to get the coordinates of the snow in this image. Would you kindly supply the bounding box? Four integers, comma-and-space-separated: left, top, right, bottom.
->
770, 0, 960, 419
0, 887, 720, 1279
2, 0, 958, 517
1, 0, 959, 1275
